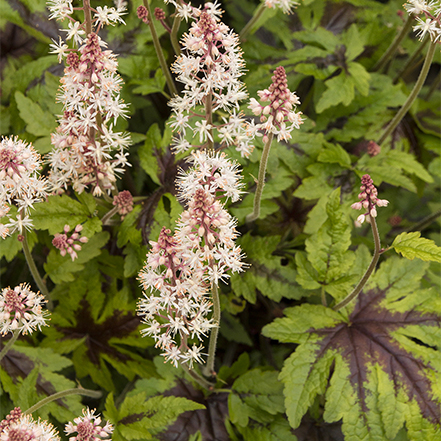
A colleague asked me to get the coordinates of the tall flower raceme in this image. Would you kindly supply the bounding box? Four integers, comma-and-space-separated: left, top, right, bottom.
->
246, 66, 303, 222
47, 0, 131, 197
167, 1, 254, 157
137, 151, 246, 368
0, 284, 50, 336
0, 137, 48, 238
404, 0, 441, 42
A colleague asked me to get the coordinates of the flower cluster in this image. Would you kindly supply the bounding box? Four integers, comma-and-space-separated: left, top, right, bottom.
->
47, 0, 130, 197
0, 412, 60, 441
113, 190, 133, 219
404, 0, 441, 42
168, 2, 253, 157
248, 66, 303, 142
65, 408, 113, 441
264, 0, 300, 14
137, 151, 245, 367
0, 284, 50, 335
351, 174, 389, 225
0, 408, 112, 441
52, 224, 88, 261
48, 31, 130, 196
0, 137, 48, 238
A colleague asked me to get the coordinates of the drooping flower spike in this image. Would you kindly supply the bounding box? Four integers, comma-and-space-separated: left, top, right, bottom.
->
351, 174, 389, 225
52, 224, 88, 261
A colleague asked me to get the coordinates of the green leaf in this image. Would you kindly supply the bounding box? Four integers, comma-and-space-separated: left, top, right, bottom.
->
317, 143, 352, 168
316, 72, 354, 113
229, 369, 285, 427
348, 61, 370, 96
0, 0, 51, 43
138, 124, 163, 185
105, 392, 204, 441
231, 234, 303, 303
391, 232, 441, 263
14, 91, 57, 137
32, 194, 102, 236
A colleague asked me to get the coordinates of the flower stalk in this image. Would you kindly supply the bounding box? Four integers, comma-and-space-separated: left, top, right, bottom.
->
377, 40, 437, 146
246, 133, 274, 222
23, 389, 102, 415
203, 283, 220, 377
0, 329, 20, 362
142, 0, 178, 97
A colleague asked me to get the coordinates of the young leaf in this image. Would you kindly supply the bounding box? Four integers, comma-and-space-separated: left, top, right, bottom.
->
391, 232, 441, 263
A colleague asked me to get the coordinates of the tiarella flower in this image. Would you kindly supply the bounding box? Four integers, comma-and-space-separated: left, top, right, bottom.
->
138, 227, 214, 368
0, 284, 50, 335
138, 151, 246, 367
264, 0, 300, 14
52, 224, 88, 261
65, 408, 113, 441
0, 137, 48, 236
0, 413, 60, 441
351, 174, 389, 225
47, 32, 131, 196
404, 0, 441, 42
168, 2, 254, 157
248, 66, 303, 142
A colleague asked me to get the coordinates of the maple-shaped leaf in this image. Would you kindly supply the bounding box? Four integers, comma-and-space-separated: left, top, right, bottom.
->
0, 344, 83, 422
263, 258, 441, 440
41, 262, 155, 391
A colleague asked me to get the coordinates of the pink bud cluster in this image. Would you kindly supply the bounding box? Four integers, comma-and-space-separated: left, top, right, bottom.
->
0, 284, 50, 335
248, 66, 303, 142
48, 32, 130, 196
52, 224, 88, 261
0, 137, 48, 238
137, 151, 245, 367
168, 3, 253, 157
112, 190, 133, 219
351, 174, 389, 225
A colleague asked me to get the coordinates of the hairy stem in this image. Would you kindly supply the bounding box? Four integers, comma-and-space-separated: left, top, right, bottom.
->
0, 330, 20, 362
83, 0, 93, 34
22, 229, 52, 309
377, 40, 436, 146
101, 205, 119, 225
203, 283, 220, 377
143, 0, 178, 97
372, 14, 413, 72
405, 208, 441, 233
240, 2, 266, 40
23, 389, 103, 415
170, 15, 182, 57
246, 133, 274, 222
333, 216, 381, 311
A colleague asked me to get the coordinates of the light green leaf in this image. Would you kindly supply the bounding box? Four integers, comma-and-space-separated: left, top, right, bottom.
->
392, 232, 441, 262
317, 143, 352, 167
14, 91, 57, 137
316, 73, 354, 113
